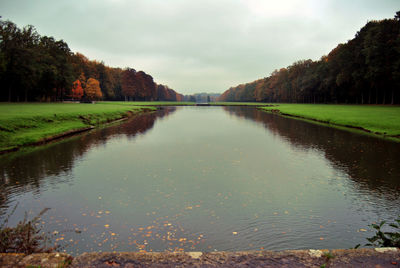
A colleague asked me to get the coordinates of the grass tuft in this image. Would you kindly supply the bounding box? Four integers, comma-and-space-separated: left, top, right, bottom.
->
0, 204, 55, 254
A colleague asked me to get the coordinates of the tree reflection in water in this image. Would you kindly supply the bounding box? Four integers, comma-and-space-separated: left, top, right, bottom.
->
223, 106, 400, 202
0, 107, 177, 214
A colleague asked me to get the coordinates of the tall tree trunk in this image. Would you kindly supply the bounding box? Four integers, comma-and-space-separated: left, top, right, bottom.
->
368, 88, 371, 104
8, 86, 12, 102
383, 89, 386, 104
361, 91, 364, 104
375, 88, 378, 104
391, 89, 394, 105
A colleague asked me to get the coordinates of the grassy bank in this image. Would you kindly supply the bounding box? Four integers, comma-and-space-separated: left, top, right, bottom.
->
0, 103, 155, 152
260, 104, 400, 139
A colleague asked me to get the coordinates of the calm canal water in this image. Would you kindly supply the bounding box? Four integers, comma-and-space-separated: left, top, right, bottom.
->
1, 106, 399, 255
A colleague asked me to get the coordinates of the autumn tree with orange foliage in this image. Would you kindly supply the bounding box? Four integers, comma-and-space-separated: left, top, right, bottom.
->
71, 80, 84, 100
78, 73, 87, 89
121, 68, 139, 100
85, 78, 102, 100
136, 71, 156, 101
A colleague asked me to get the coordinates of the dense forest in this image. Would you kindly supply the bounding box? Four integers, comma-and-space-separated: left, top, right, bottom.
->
219, 12, 400, 104
0, 19, 183, 102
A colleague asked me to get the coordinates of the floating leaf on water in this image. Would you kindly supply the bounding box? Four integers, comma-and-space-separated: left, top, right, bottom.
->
359, 228, 367, 232
232, 232, 238, 235
104, 224, 110, 228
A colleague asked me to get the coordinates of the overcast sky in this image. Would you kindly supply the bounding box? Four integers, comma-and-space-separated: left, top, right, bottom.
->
1, 0, 398, 94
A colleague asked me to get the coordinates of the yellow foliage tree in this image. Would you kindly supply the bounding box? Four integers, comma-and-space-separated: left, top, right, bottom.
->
85, 78, 102, 100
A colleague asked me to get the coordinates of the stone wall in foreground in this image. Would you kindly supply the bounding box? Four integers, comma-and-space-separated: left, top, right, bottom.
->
0, 248, 399, 267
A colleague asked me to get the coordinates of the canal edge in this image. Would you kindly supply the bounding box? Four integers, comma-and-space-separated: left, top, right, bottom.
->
1, 248, 398, 267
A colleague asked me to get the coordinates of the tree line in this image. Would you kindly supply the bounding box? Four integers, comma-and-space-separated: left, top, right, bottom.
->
219, 12, 400, 104
0, 19, 183, 102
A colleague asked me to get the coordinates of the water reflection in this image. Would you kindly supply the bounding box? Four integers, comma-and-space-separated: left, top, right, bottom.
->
223, 106, 400, 201
0, 108, 176, 212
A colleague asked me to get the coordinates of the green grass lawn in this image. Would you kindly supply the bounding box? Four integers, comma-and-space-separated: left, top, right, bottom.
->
260, 104, 400, 138
0, 103, 154, 151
